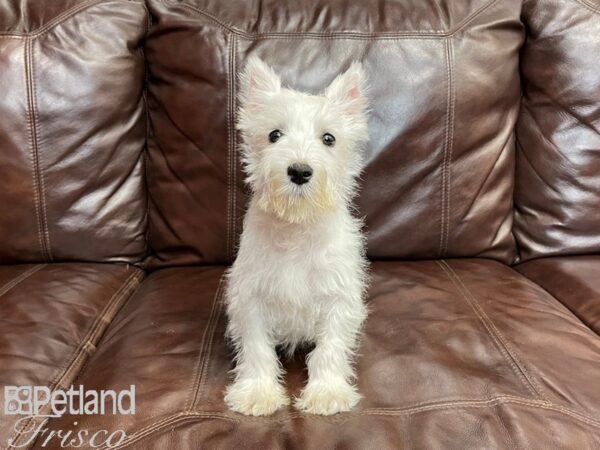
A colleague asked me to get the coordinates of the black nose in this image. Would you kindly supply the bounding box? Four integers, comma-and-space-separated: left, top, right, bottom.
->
287, 164, 313, 185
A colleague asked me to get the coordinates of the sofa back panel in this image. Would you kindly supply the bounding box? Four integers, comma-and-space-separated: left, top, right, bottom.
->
0, 0, 148, 263
515, 0, 600, 261
0, 0, 85, 34
156, 0, 495, 33
145, 0, 522, 267
0, 39, 42, 261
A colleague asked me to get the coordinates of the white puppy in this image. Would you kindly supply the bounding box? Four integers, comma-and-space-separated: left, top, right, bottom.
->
224, 57, 370, 416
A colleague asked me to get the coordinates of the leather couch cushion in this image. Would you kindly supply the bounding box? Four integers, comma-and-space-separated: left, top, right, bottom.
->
517, 256, 600, 335
144, 0, 521, 267
514, 0, 600, 261
0, 263, 143, 448
0, 0, 148, 263
34, 260, 600, 448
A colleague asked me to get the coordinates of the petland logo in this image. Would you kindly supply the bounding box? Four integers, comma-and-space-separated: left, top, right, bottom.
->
4, 385, 135, 448
4, 385, 135, 417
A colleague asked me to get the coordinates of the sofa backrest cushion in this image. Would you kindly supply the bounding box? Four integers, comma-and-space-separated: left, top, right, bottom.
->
0, 0, 148, 263
515, 0, 600, 261
145, 0, 523, 267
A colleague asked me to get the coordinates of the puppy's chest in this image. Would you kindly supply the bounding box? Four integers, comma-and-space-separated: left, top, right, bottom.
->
239, 210, 362, 301
257, 249, 329, 342
259, 245, 334, 301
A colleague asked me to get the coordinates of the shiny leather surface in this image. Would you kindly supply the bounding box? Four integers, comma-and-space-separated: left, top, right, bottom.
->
0, 263, 143, 447
0, 0, 148, 263
33, 261, 600, 448
517, 256, 600, 335
515, 0, 600, 261
1, 0, 600, 448
144, 0, 520, 267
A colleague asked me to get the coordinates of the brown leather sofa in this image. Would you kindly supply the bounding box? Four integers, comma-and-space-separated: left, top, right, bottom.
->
1, 0, 599, 448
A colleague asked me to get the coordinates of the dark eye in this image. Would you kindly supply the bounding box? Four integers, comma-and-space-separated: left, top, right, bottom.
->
269, 129, 283, 143
322, 133, 336, 147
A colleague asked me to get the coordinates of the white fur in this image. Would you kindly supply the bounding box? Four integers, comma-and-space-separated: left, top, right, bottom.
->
224, 57, 370, 416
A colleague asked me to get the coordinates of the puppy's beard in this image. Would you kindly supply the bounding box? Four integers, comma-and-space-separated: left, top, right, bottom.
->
256, 173, 336, 224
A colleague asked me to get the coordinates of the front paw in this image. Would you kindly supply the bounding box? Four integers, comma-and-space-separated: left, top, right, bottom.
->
225, 379, 290, 416
294, 380, 361, 415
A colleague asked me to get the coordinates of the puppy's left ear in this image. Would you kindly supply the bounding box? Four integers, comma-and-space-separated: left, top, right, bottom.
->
324, 62, 368, 118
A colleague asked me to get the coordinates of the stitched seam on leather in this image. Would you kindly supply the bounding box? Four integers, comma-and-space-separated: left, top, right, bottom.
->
0, 0, 145, 39
23, 38, 49, 262
574, 0, 600, 15
62, 274, 147, 389
186, 275, 225, 412
225, 36, 233, 261
0, 1, 102, 38
445, 36, 455, 256
23, 38, 43, 260
436, 260, 543, 400
97, 395, 600, 449
443, 262, 554, 403
362, 398, 600, 428
302, 397, 600, 426
163, 0, 499, 39
0, 265, 45, 298
361, 396, 546, 416
231, 34, 239, 261
7, 270, 143, 449
49, 274, 142, 391
248, 396, 553, 424
438, 40, 448, 256
522, 402, 600, 429
439, 38, 450, 256
96, 412, 239, 450
193, 280, 225, 411
242, 35, 446, 41
28, 37, 53, 261
440, 37, 455, 256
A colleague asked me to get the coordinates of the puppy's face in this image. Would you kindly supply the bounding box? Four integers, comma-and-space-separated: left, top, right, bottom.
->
238, 57, 369, 224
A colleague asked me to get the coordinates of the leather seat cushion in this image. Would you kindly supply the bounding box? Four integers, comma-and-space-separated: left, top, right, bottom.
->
517, 255, 600, 335
0, 263, 143, 447
33, 260, 600, 448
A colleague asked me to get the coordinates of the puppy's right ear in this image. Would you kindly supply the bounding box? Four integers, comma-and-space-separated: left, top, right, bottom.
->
240, 56, 281, 109
324, 62, 368, 120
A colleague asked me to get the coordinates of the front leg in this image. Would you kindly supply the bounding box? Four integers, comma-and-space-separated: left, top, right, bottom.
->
225, 294, 289, 416
295, 298, 367, 415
